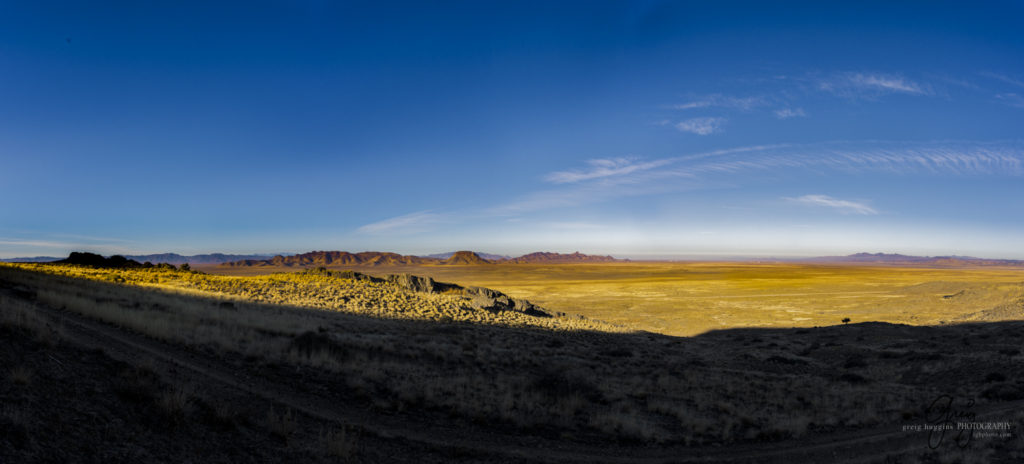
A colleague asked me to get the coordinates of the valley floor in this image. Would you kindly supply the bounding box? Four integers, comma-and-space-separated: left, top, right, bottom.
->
205, 261, 1024, 336
2, 263, 1023, 462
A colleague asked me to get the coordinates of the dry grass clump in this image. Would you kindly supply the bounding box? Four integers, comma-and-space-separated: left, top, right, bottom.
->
320, 426, 359, 460
264, 406, 298, 442
9, 366, 33, 386
158, 386, 195, 423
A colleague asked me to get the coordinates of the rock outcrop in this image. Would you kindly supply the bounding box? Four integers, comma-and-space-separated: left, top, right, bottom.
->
303, 268, 551, 318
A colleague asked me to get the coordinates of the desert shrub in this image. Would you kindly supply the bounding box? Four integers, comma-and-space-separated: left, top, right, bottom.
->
264, 406, 297, 441
8, 366, 32, 386
321, 426, 359, 460
157, 386, 193, 423
113, 366, 160, 403
198, 400, 239, 430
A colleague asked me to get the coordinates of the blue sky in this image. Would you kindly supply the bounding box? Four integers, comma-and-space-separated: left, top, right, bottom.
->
2, 1, 1023, 259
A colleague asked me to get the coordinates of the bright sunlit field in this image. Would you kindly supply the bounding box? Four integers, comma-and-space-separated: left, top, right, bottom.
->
206, 262, 1024, 336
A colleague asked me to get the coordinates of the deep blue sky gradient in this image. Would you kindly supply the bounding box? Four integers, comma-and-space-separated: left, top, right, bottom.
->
2, 1, 1023, 258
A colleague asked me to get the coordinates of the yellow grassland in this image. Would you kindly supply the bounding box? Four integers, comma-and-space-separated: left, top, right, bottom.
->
3, 262, 622, 333
206, 262, 1024, 336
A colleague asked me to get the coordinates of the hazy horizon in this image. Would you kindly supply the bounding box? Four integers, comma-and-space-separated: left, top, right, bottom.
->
2, 2, 1022, 259
6, 248, 1024, 263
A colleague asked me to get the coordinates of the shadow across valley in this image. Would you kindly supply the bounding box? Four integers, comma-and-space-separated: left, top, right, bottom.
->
1, 264, 1022, 462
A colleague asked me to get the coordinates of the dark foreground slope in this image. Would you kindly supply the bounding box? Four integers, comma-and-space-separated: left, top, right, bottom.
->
1, 264, 1023, 463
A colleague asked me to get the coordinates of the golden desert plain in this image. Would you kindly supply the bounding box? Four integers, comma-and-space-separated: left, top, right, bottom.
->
3, 253, 1024, 463
205, 260, 1024, 336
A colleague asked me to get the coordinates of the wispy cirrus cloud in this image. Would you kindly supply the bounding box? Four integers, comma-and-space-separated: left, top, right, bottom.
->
541, 141, 1024, 189
979, 71, 1024, 88
545, 157, 674, 184
671, 94, 767, 111
675, 117, 726, 135
0, 235, 139, 258
773, 108, 806, 119
356, 211, 446, 234
0, 239, 90, 248
370, 141, 1024, 233
543, 141, 1024, 189
786, 194, 878, 215
995, 93, 1024, 108
819, 72, 931, 97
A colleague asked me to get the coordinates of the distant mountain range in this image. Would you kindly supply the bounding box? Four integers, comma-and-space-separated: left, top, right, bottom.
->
0, 256, 62, 263
221, 251, 437, 267
125, 253, 277, 265
799, 252, 1024, 267
504, 251, 619, 264
8, 251, 1019, 267
220, 250, 622, 267
1, 253, 276, 265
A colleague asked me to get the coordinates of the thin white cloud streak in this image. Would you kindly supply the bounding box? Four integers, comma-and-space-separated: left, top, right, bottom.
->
0, 239, 90, 248
928, 74, 979, 90
545, 157, 675, 183
819, 72, 931, 98
774, 108, 806, 119
544, 142, 1024, 188
525, 142, 1024, 211
356, 211, 445, 234
979, 71, 1024, 88
671, 95, 767, 111
850, 73, 926, 94
487, 180, 690, 215
996, 93, 1024, 108
359, 142, 1024, 236
787, 195, 878, 215
0, 237, 142, 258
675, 117, 725, 135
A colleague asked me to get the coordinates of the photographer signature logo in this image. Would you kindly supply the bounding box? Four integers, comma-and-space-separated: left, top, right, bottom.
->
924, 395, 976, 449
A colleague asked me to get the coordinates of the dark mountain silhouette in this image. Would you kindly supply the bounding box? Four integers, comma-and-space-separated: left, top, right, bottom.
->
56, 252, 142, 269
503, 251, 619, 264
439, 251, 492, 265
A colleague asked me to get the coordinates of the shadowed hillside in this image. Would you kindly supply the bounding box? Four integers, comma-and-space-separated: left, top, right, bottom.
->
2, 261, 1022, 462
